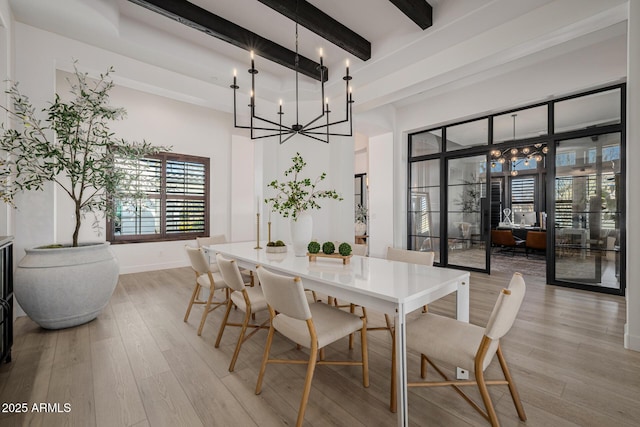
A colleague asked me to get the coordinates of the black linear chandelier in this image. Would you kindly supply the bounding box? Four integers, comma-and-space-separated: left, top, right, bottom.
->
490, 114, 548, 176
230, 7, 354, 144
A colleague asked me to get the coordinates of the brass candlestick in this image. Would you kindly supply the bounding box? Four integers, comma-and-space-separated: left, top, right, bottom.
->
254, 213, 262, 249
268, 221, 272, 243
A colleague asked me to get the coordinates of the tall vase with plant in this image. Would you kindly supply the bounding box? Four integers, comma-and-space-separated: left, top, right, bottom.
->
265, 152, 342, 255
0, 62, 167, 329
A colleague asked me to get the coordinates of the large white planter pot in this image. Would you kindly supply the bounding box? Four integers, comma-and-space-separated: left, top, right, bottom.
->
290, 212, 313, 256
14, 242, 119, 329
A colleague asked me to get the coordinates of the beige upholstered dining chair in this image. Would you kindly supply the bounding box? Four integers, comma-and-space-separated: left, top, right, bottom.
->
406, 272, 527, 426
214, 254, 270, 372
184, 246, 230, 336
383, 246, 435, 412
197, 235, 254, 285
386, 246, 436, 266
332, 246, 436, 411
255, 265, 369, 427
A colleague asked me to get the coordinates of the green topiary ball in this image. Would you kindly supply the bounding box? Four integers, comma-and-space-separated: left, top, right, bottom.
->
338, 242, 352, 256
322, 241, 335, 254
275, 240, 285, 246
307, 241, 321, 254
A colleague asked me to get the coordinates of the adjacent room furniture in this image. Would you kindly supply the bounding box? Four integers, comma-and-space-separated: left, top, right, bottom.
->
255, 265, 369, 427
525, 230, 546, 258
184, 246, 229, 336
406, 272, 527, 427
556, 228, 588, 259
214, 254, 269, 372
0, 237, 13, 364
491, 229, 525, 255
208, 240, 469, 427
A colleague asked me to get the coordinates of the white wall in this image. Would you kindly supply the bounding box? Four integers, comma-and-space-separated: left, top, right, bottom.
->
626, 0, 639, 351
354, 132, 369, 175
261, 130, 355, 247
368, 132, 394, 258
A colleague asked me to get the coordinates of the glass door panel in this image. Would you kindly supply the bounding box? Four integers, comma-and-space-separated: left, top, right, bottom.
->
553, 133, 621, 290
447, 155, 488, 271
408, 160, 441, 263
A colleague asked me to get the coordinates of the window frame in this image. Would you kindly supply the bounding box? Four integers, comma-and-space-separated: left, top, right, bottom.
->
107, 152, 210, 244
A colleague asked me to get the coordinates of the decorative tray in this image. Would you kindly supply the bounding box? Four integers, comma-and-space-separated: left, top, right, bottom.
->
307, 252, 352, 265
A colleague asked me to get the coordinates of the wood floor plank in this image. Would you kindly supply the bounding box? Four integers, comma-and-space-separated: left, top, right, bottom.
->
111, 300, 170, 381
162, 345, 258, 427
91, 336, 147, 427
5, 266, 637, 427
42, 324, 95, 427
138, 371, 203, 427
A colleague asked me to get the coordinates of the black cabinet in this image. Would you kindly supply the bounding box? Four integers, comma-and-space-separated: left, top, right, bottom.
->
0, 237, 13, 364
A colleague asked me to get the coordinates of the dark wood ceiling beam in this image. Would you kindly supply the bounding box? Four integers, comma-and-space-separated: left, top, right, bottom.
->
388, 0, 433, 30
257, 0, 371, 61
128, 0, 327, 81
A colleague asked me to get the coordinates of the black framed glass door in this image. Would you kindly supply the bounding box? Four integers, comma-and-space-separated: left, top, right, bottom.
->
446, 154, 489, 272
551, 133, 622, 291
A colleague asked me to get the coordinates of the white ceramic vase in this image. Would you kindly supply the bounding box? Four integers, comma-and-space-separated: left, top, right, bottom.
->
14, 242, 119, 329
290, 212, 313, 256
355, 221, 367, 235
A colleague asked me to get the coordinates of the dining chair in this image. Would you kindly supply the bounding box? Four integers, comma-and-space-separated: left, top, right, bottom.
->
406, 272, 527, 426
197, 235, 254, 285
184, 246, 230, 336
332, 246, 435, 412
255, 265, 369, 427
384, 246, 435, 412
214, 254, 270, 372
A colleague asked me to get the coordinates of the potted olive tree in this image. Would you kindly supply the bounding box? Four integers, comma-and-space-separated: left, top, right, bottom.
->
0, 63, 166, 329
265, 152, 342, 256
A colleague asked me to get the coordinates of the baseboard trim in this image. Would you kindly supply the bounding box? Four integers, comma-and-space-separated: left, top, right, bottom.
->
624, 323, 640, 352
119, 260, 189, 275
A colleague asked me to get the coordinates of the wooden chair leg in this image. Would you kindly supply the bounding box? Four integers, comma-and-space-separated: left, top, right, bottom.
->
360, 317, 369, 387
229, 309, 252, 372
349, 303, 356, 350
296, 343, 319, 427
184, 283, 200, 322
255, 324, 276, 395
197, 287, 215, 336
384, 314, 394, 339
497, 346, 527, 421
215, 300, 233, 348
475, 367, 500, 427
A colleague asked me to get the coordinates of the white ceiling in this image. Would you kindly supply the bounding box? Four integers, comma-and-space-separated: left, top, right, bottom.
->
8, 0, 630, 131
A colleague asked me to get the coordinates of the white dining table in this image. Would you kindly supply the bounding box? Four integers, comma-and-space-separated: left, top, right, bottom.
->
207, 241, 470, 427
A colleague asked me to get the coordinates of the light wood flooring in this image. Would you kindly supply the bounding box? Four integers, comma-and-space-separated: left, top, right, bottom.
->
1, 267, 639, 427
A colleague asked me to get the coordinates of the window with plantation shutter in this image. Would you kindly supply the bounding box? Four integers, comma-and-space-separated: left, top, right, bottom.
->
108, 153, 209, 243
510, 176, 535, 215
